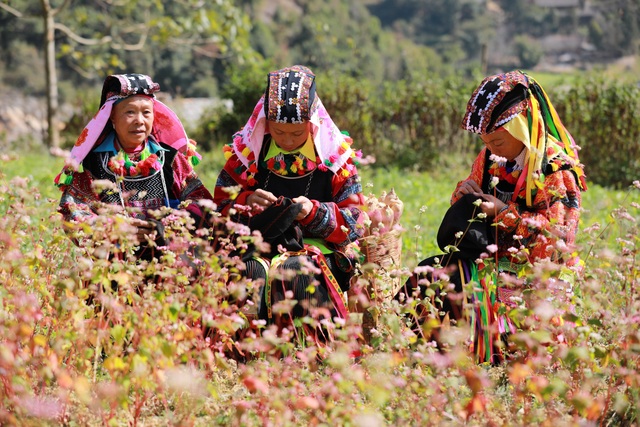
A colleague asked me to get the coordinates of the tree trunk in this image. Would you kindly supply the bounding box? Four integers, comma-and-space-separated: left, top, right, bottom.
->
42, 0, 60, 149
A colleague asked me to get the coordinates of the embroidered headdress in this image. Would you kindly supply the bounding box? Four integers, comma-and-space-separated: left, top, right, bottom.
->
461, 70, 587, 206
462, 72, 530, 135
265, 65, 317, 123
100, 73, 160, 105
225, 65, 361, 186
55, 73, 200, 188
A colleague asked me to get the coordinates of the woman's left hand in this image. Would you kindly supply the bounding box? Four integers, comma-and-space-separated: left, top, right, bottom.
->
292, 196, 314, 221
471, 192, 507, 218
128, 218, 158, 243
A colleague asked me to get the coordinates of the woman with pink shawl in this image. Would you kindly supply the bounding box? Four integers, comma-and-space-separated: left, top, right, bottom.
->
55, 73, 214, 261
213, 65, 367, 346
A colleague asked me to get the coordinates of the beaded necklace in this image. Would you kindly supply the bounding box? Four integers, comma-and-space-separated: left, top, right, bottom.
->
259, 136, 319, 177
262, 152, 318, 177
489, 148, 526, 185
107, 144, 162, 177
489, 161, 522, 185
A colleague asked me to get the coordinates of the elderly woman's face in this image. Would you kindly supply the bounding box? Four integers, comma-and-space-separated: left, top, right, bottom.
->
111, 96, 154, 151
268, 120, 310, 152
480, 127, 525, 161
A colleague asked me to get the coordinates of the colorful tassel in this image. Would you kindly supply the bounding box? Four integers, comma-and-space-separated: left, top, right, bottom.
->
54, 171, 74, 188
223, 144, 233, 160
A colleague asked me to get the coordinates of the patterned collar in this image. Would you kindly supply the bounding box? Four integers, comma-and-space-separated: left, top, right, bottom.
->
93, 132, 167, 155
264, 134, 316, 162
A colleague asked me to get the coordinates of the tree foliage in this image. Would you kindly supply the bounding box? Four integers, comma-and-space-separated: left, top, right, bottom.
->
1, 0, 640, 187
3, 0, 640, 100
589, 0, 640, 56
0, 0, 255, 147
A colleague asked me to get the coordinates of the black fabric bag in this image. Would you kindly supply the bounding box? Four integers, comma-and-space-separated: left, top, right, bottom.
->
248, 196, 305, 257
436, 193, 494, 260
135, 218, 167, 261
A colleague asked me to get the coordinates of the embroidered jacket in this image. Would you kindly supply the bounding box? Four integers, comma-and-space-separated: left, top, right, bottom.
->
59, 137, 213, 227
452, 147, 582, 265
214, 138, 365, 248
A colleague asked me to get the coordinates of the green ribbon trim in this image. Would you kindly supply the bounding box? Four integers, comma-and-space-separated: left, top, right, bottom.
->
304, 238, 333, 255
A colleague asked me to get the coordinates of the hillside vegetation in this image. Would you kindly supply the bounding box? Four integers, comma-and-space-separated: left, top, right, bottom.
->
1, 2, 640, 424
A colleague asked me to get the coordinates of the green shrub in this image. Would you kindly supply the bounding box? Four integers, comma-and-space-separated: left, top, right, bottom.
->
191, 71, 640, 188
555, 76, 640, 188
513, 35, 544, 69
190, 59, 273, 152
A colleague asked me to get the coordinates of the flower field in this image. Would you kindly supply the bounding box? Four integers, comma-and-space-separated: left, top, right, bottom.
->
0, 149, 638, 426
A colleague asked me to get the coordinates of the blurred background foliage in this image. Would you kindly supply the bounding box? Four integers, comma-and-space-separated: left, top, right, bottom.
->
1, 0, 639, 187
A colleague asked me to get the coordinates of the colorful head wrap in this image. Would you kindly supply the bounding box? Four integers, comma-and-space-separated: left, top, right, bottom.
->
264, 65, 317, 124
100, 73, 160, 106
461, 70, 587, 206
55, 73, 200, 188
227, 65, 359, 186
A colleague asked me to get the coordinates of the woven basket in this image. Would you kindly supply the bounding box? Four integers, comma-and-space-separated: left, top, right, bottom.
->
359, 228, 403, 302
350, 228, 403, 343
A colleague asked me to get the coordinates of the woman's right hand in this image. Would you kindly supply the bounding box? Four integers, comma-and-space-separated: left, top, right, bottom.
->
247, 189, 277, 209
128, 218, 157, 243
455, 180, 483, 198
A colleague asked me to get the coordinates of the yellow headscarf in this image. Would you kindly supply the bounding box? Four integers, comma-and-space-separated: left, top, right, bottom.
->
463, 71, 587, 207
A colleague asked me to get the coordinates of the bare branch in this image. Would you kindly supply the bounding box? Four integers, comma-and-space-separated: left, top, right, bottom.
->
107, 9, 149, 51
113, 23, 149, 36
110, 30, 148, 51
167, 39, 236, 60
167, 35, 223, 47
54, 21, 149, 51
53, 22, 113, 45
0, 2, 24, 18
191, 44, 220, 58
102, 0, 129, 6
51, 0, 73, 17
66, 61, 95, 79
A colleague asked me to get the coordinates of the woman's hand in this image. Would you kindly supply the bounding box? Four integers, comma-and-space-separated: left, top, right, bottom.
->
128, 218, 157, 243
472, 193, 507, 218
455, 180, 507, 218
247, 189, 278, 209
292, 196, 314, 221
455, 179, 483, 198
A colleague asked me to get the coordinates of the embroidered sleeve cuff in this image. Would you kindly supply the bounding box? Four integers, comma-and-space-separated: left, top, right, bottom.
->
298, 200, 320, 226
234, 191, 251, 208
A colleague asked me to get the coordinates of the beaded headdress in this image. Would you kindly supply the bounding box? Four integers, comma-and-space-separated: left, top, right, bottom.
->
461, 71, 586, 206
264, 65, 317, 124
55, 73, 199, 188
226, 65, 361, 186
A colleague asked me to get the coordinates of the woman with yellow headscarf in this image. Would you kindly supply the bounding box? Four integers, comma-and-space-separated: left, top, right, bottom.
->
400, 70, 587, 364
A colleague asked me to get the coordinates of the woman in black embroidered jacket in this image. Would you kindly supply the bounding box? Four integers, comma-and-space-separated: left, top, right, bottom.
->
213, 65, 366, 343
